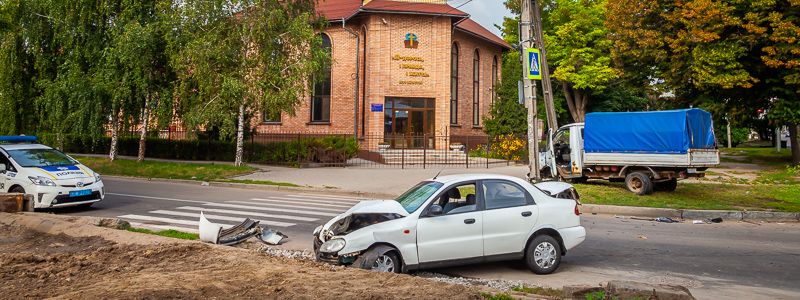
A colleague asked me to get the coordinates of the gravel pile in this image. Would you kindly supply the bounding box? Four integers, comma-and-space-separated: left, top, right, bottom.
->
416, 271, 526, 291
257, 245, 316, 261
256, 246, 524, 291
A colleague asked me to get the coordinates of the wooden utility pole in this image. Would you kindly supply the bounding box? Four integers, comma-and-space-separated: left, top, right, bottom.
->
521, 0, 540, 181
532, 0, 558, 131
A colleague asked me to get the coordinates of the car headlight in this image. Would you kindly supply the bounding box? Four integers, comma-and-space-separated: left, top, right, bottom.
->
312, 225, 323, 237
29, 176, 56, 187
94, 173, 102, 183
319, 238, 346, 253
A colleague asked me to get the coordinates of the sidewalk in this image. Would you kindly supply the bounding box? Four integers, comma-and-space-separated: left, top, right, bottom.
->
232, 165, 531, 197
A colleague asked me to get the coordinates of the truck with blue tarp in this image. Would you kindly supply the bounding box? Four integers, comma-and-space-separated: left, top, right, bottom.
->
539, 109, 720, 195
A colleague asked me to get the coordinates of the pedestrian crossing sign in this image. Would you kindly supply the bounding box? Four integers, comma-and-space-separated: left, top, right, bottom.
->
527, 48, 542, 80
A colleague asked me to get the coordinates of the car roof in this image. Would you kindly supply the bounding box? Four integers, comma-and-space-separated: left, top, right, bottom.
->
0, 143, 53, 151
430, 173, 527, 184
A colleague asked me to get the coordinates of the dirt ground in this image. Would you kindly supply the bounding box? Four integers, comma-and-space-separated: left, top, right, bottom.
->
0, 214, 483, 300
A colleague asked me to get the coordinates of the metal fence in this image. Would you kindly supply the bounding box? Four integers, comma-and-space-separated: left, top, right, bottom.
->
59, 129, 529, 168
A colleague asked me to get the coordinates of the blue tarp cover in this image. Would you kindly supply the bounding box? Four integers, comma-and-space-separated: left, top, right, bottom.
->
583, 109, 716, 154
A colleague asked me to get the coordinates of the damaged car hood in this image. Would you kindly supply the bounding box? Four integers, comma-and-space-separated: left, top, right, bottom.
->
319, 200, 408, 241
342, 200, 409, 216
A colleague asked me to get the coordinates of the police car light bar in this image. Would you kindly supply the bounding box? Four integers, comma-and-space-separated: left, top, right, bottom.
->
0, 136, 38, 143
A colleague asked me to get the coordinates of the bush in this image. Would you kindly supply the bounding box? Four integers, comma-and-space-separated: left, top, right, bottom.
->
40, 133, 358, 165
469, 135, 527, 161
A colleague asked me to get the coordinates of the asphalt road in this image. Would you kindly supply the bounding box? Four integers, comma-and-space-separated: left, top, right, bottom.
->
58, 177, 800, 299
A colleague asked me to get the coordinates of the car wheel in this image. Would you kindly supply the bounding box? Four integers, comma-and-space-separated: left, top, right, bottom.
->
9, 186, 24, 194
353, 246, 402, 273
625, 172, 653, 195
655, 179, 678, 192
525, 235, 562, 274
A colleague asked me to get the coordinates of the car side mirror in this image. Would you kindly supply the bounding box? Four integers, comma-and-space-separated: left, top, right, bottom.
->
0, 164, 6, 173
429, 204, 443, 216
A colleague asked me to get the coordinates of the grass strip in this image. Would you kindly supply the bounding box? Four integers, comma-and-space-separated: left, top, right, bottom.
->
126, 227, 199, 240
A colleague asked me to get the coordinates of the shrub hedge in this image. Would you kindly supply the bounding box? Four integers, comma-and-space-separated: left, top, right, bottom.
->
38, 134, 359, 165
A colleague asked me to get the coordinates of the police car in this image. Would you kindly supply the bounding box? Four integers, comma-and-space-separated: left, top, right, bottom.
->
0, 136, 104, 209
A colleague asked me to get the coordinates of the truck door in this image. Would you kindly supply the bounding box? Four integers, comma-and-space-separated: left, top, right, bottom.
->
570, 126, 584, 176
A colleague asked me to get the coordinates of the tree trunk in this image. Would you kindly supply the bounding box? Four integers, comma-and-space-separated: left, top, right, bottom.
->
109, 110, 119, 161
561, 82, 579, 122
137, 95, 149, 163
561, 82, 590, 123
789, 123, 800, 165
234, 103, 245, 167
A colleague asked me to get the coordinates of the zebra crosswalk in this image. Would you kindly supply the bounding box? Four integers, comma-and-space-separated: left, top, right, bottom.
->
115, 193, 365, 233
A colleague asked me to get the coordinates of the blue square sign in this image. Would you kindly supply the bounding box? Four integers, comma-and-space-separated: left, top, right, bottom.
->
527, 48, 542, 80
371, 103, 383, 112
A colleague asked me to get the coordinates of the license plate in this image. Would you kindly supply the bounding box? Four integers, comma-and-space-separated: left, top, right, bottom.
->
69, 189, 92, 197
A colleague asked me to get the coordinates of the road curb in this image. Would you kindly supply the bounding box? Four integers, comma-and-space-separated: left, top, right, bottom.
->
582, 204, 799, 222
104, 176, 798, 222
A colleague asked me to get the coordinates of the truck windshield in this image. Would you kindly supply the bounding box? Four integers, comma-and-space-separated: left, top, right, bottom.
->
395, 181, 443, 213
7, 148, 77, 168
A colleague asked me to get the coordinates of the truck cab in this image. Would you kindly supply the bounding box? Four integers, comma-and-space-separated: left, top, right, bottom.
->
539, 109, 720, 195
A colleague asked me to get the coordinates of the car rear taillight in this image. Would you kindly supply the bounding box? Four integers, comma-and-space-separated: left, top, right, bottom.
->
574, 201, 581, 215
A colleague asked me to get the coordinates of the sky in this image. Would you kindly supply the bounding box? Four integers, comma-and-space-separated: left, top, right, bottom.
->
448, 0, 512, 37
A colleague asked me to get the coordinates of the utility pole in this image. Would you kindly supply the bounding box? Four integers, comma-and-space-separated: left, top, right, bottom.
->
532, 0, 558, 131
521, 0, 540, 181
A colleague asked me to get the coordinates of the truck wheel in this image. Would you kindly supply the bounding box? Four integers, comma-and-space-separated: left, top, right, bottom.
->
655, 179, 678, 192
625, 172, 653, 195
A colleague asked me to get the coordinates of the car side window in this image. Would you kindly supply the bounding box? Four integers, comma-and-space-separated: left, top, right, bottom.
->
426, 182, 479, 216
483, 180, 530, 210
0, 153, 14, 172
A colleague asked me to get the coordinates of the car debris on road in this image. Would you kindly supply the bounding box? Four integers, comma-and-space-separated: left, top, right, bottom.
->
198, 212, 288, 245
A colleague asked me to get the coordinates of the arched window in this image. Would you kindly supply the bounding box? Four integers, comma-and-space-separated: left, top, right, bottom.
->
472, 49, 480, 127
450, 43, 459, 125
492, 55, 498, 106
311, 33, 332, 123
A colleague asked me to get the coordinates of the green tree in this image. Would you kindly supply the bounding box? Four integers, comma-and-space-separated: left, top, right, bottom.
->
96, 0, 175, 161
606, 0, 800, 164
545, 0, 620, 122
172, 0, 327, 166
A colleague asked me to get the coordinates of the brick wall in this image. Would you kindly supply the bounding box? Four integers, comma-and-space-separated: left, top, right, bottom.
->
253, 13, 505, 148
450, 30, 504, 137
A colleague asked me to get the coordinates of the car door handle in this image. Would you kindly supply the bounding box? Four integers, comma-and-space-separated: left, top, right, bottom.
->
464, 218, 476, 224
521, 211, 532, 217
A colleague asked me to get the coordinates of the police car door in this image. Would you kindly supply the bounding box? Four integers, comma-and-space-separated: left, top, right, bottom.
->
0, 150, 13, 192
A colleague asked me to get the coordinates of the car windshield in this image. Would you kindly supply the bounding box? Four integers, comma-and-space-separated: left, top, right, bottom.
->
395, 181, 443, 213
7, 148, 77, 168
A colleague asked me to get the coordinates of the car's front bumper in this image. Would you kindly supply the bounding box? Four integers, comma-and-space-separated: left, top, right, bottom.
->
32, 181, 105, 208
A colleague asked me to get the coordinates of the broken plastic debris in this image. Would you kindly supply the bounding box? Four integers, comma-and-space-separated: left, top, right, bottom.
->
692, 220, 704, 224
655, 217, 679, 223
637, 235, 648, 240
708, 217, 723, 223
198, 211, 289, 246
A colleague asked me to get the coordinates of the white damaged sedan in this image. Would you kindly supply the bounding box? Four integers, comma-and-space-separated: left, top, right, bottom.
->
313, 174, 585, 274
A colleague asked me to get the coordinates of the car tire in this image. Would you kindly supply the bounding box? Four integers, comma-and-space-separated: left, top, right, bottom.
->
9, 186, 24, 194
654, 179, 678, 192
625, 172, 653, 195
353, 246, 402, 273
525, 235, 562, 275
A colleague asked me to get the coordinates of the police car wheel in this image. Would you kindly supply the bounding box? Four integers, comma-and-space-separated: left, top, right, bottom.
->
9, 186, 24, 194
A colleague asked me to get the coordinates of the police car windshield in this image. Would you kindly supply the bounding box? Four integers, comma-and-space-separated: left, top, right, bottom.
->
7, 149, 77, 168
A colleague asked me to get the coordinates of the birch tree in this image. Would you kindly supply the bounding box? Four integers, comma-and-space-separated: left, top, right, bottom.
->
172, 0, 327, 166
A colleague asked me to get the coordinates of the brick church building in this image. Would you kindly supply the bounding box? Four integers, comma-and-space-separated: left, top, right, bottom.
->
256, 0, 510, 150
